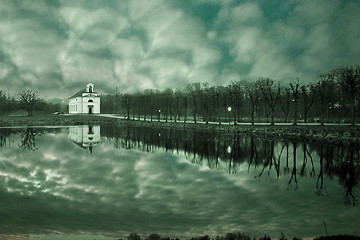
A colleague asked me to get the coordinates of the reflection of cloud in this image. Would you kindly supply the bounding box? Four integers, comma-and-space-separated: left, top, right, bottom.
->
0, 130, 359, 238
1, 1, 359, 98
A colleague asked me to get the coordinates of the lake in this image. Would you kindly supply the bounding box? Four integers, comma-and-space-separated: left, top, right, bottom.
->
0, 125, 359, 239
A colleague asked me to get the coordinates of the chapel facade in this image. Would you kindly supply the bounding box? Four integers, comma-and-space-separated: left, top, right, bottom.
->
68, 83, 100, 114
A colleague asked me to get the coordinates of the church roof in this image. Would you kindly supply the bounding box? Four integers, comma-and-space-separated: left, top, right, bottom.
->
69, 88, 98, 99
69, 89, 86, 99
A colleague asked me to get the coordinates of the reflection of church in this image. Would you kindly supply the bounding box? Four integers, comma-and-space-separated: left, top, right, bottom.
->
68, 125, 100, 153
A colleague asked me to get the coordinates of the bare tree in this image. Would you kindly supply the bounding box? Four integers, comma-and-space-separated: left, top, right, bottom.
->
228, 81, 243, 125
336, 65, 360, 126
186, 83, 201, 123
114, 86, 122, 114
122, 94, 131, 119
279, 86, 291, 123
163, 88, 174, 122
290, 77, 302, 125
18, 89, 41, 116
317, 73, 334, 125
183, 93, 188, 123
199, 83, 211, 124
244, 80, 260, 125
0, 89, 8, 116
257, 77, 280, 125
301, 84, 316, 123
215, 86, 224, 125
174, 88, 182, 122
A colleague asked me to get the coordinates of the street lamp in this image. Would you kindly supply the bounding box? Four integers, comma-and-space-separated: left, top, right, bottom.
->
158, 109, 161, 122
228, 106, 232, 125
227, 146, 232, 154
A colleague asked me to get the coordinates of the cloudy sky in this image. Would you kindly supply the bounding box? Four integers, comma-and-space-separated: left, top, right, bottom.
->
0, 0, 359, 99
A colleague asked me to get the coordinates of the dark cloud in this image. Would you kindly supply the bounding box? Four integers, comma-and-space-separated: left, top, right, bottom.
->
0, 0, 359, 98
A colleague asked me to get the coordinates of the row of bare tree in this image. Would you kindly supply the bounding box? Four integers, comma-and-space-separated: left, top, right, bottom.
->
101, 65, 360, 125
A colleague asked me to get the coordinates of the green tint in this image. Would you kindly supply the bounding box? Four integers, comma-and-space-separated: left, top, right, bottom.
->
0, 126, 359, 239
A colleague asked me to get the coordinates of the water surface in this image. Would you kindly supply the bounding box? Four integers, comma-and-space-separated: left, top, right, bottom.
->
0, 125, 359, 239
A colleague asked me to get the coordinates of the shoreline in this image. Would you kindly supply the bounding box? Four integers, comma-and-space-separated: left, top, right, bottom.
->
1, 114, 360, 145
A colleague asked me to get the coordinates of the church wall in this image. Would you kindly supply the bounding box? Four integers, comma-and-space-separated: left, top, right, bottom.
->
69, 97, 83, 114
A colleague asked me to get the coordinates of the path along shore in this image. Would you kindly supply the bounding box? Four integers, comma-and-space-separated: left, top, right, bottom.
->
1, 114, 360, 145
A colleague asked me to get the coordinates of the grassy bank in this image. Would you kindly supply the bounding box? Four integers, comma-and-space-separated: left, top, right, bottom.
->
1, 114, 360, 144
0, 114, 113, 127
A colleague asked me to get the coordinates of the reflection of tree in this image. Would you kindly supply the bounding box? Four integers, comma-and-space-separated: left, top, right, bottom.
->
255, 140, 278, 179
312, 143, 360, 204
316, 145, 327, 196
248, 137, 259, 172
191, 134, 197, 164
214, 137, 220, 169
227, 134, 252, 174
300, 143, 315, 177
18, 128, 38, 151
283, 143, 290, 174
101, 125, 360, 206
287, 141, 298, 191
0, 128, 12, 148
339, 145, 359, 206
229, 134, 238, 174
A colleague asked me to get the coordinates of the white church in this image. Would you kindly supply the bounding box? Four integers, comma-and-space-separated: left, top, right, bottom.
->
68, 83, 100, 114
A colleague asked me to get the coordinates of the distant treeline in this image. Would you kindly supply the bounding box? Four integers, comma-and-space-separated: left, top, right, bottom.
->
100, 65, 360, 125
0, 89, 66, 116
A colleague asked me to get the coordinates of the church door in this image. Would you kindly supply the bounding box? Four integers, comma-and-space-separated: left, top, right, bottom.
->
88, 105, 93, 114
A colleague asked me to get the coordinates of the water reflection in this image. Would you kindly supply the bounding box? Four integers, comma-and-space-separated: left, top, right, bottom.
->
19, 127, 38, 151
0, 126, 359, 238
68, 125, 100, 153
102, 126, 360, 206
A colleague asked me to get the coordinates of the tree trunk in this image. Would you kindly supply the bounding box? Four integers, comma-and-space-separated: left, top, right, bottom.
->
294, 98, 298, 125
326, 103, 330, 123
184, 109, 187, 123
321, 99, 325, 126
251, 106, 255, 125
351, 98, 356, 126
271, 108, 275, 125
